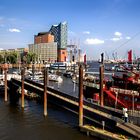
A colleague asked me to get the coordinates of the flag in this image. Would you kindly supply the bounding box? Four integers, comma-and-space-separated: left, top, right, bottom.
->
128, 50, 132, 62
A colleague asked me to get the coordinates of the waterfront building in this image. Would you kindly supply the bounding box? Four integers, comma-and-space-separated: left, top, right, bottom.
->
34, 32, 54, 44
29, 32, 57, 63
29, 43, 57, 63
49, 22, 67, 62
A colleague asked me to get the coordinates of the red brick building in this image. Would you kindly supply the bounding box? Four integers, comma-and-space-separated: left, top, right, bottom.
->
34, 32, 54, 44
58, 49, 67, 62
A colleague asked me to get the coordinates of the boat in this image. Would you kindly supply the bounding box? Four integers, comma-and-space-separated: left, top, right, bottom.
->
50, 62, 69, 70
27, 71, 43, 81
50, 62, 78, 71
63, 70, 73, 78
104, 71, 140, 110
83, 69, 140, 110
105, 64, 125, 72
72, 72, 106, 101
48, 73, 63, 83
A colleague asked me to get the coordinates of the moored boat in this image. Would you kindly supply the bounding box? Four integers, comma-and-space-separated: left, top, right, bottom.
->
83, 70, 140, 110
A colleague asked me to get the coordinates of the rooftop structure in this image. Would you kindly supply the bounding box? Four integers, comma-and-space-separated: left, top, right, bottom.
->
34, 32, 54, 44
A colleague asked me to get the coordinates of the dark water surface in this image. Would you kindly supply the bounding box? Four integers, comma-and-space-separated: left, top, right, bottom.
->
0, 97, 97, 140
0, 61, 120, 140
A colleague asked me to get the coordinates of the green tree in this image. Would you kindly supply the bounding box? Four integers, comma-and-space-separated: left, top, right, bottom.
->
7, 52, 18, 64
0, 54, 4, 63
26, 52, 37, 64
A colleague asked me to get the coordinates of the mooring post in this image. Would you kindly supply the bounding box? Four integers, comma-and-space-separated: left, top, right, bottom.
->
100, 64, 104, 106
32, 63, 35, 80
44, 67, 48, 117
79, 65, 83, 126
21, 66, 25, 108
4, 63, 8, 102
101, 53, 104, 64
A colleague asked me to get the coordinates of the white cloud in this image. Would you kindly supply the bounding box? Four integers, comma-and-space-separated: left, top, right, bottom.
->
83, 31, 90, 34
9, 28, 21, 33
114, 31, 122, 37
84, 38, 104, 45
111, 37, 121, 41
126, 36, 131, 40
0, 48, 3, 50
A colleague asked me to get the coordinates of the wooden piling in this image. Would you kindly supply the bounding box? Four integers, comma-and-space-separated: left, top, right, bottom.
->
44, 67, 48, 117
21, 67, 25, 108
4, 63, 8, 102
39, 63, 41, 72
32, 63, 35, 80
79, 65, 83, 126
100, 65, 104, 106
101, 53, 104, 64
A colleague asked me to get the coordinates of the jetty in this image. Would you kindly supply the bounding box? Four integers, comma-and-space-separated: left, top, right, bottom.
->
7, 76, 140, 139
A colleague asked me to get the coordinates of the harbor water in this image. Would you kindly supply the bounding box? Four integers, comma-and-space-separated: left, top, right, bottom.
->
0, 61, 126, 140
0, 96, 97, 140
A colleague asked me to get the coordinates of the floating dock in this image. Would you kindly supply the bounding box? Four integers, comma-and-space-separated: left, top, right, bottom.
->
8, 78, 140, 139
80, 125, 129, 140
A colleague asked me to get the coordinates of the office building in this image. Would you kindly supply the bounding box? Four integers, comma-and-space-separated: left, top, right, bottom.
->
29, 32, 57, 63
49, 22, 67, 62
29, 43, 57, 63
34, 32, 54, 44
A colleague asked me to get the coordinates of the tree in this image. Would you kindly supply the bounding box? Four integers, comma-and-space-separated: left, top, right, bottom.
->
6, 52, 18, 64
26, 52, 38, 64
0, 54, 4, 63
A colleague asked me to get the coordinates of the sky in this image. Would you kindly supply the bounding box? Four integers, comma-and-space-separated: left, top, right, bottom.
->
0, 0, 140, 60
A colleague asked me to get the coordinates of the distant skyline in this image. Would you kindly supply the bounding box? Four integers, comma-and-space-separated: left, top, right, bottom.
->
0, 0, 140, 60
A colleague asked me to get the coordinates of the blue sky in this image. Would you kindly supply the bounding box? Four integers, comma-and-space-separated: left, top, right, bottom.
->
0, 0, 140, 60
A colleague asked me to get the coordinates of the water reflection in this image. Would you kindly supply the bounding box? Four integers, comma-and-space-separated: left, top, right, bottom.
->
0, 97, 97, 140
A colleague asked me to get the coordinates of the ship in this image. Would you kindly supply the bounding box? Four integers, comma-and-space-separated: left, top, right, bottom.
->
83, 69, 140, 110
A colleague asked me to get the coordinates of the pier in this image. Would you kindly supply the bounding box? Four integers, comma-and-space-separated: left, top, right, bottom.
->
7, 76, 140, 139
0, 60, 139, 139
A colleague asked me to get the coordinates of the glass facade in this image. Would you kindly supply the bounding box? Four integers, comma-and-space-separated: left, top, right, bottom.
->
49, 22, 67, 49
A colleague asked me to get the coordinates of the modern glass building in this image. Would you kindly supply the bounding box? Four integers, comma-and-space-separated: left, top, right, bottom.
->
49, 22, 67, 49
49, 22, 67, 62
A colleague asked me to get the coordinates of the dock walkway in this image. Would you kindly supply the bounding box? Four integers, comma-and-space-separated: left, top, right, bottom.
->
8, 78, 140, 139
